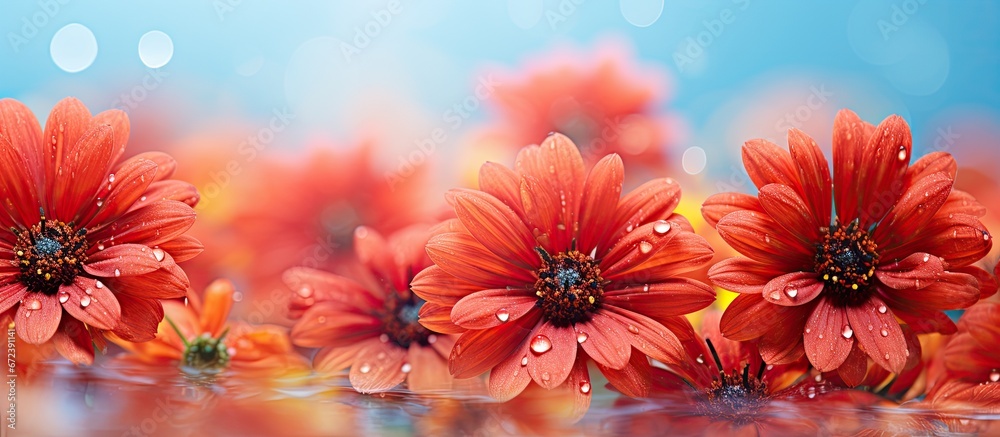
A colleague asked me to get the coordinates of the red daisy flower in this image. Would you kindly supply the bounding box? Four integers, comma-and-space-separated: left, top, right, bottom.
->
703, 109, 994, 382
286, 225, 455, 393
413, 133, 716, 416
0, 97, 201, 364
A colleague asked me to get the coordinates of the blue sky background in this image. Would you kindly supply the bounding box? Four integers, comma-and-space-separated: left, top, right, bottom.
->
1, 1, 998, 190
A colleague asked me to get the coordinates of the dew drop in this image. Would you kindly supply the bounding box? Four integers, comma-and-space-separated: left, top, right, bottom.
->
576, 332, 589, 343
897, 147, 907, 161
769, 290, 780, 301
877, 328, 887, 337
108, 173, 116, 183
805, 328, 812, 334
579, 381, 591, 394
764, 234, 771, 243
786, 288, 798, 298
96, 199, 104, 207
922, 254, 930, 262
297, 286, 313, 298
152, 248, 165, 262
884, 353, 890, 361
140, 196, 146, 202
26, 299, 41, 311
627, 324, 639, 334
818, 333, 824, 339
58, 293, 69, 304
530, 335, 552, 354
878, 305, 887, 314
495, 309, 510, 323
814, 374, 823, 382
638, 241, 653, 254
867, 324, 874, 331
520, 355, 528, 366
359, 363, 371, 374
80, 296, 92, 308
114, 269, 121, 277
625, 224, 634, 233
642, 284, 650, 293
652, 221, 671, 235
316, 316, 326, 324
842, 325, 854, 339
97, 243, 105, 251
696, 355, 704, 364
541, 371, 551, 381
991, 370, 1000, 383
401, 363, 412, 374
95, 280, 104, 289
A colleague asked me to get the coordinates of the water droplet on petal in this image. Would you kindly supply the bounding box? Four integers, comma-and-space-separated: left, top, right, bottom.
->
878, 305, 887, 314
80, 296, 92, 308
97, 243, 105, 251
817, 333, 824, 339
884, 353, 890, 361
26, 299, 41, 311
401, 363, 412, 374
359, 363, 371, 374
990, 370, 1000, 383
638, 241, 653, 254
579, 381, 591, 394
114, 269, 121, 277
922, 254, 930, 262
627, 324, 639, 334
786, 288, 798, 298
805, 328, 812, 334
58, 293, 69, 304
764, 234, 771, 243
897, 147, 907, 161
769, 290, 780, 301
520, 355, 528, 366
576, 332, 588, 343
495, 309, 510, 323
316, 316, 326, 324
541, 371, 550, 381
95, 199, 104, 207
642, 284, 650, 292
530, 335, 552, 354
652, 221, 671, 235
696, 355, 704, 364
297, 286, 313, 298
108, 173, 116, 183
376, 352, 386, 360
880, 328, 889, 337
814, 374, 823, 382
152, 248, 165, 262
842, 325, 854, 339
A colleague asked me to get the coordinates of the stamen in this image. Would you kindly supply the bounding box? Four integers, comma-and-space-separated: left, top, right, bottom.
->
533, 249, 604, 327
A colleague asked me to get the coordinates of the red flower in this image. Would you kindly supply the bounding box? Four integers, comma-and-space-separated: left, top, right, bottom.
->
413, 133, 716, 417
0, 97, 201, 364
704, 109, 994, 382
286, 225, 454, 393
110, 279, 308, 376
479, 39, 678, 169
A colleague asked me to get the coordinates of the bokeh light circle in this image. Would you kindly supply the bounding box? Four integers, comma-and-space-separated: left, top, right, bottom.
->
682, 146, 707, 175
50, 24, 98, 73
138, 30, 174, 68
620, 0, 664, 27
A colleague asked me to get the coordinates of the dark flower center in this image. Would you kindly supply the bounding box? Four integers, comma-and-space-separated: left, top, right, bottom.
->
379, 291, 431, 348
13, 217, 89, 295
533, 248, 604, 327
699, 340, 769, 425
182, 332, 231, 371
814, 218, 879, 306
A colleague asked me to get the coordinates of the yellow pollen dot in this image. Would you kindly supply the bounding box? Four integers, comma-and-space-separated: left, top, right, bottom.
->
44, 273, 51, 281
832, 276, 838, 282
588, 296, 595, 304
823, 274, 829, 280
536, 291, 543, 297
851, 284, 858, 290
36, 269, 42, 275
15, 251, 23, 256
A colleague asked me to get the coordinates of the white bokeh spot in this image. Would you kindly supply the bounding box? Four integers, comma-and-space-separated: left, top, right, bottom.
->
138, 30, 174, 68
620, 0, 664, 27
50, 24, 98, 73
682, 146, 707, 175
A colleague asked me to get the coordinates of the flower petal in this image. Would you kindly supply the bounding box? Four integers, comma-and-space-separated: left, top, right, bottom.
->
291, 303, 381, 348
514, 133, 585, 251
564, 354, 592, 422
451, 288, 537, 330
41, 98, 90, 208
16, 292, 61, 344
134, 180, 200, 208
449, 310, 541, 379
578, 153, 624, 254
708, 257, 784, 294
0, 282, 27, 314
604, 178, 681, 253
874, 172, 952, 247
720, 293, 809, 341
832, 109, 872, 225
109, 294, 163, 342
478, 161, 524, 217
450, 189, 537, 269
787, 128, 833, 227
701, 192, 763, 228
410, 265, 484, 306
0, 134, 42, 226
837, 344, 869, 388
604, 279, 715, 318
425, 232, 535, 288
84, 243, 161, 277
406, 342, 453, 392
349, 341, 408, 393
758, 183, 822, 245
854, 114, 912, 227
875, 252, 946, 291
52, 317, 95, 365
596, 347, 651, 398
61, 276, 120, 330
601, 219, 682, 278
604, 306, 684, 365
92, 109, 130, 166
577, 313, 631, 370
199, 279, 235, 336
906, 151, 956, 182
282, 267, 381, 317
156, 235, 203, 263
617, 231, 714, 283
742, 138, 802, 191
124, 151, 175, 182
84, 157, 159, 227
417, 302, 465, 334
313, 341, 370, 373
883, 213, 992, 268
846, 295, 907, 374
487, 337, 534, 401
803, 297, 853, 372
519, 174, 564, 252
716, 210, 812, 268
527, 322, 577, 389
89, 200, 196, 248
52, 124, 117, 223
761, 272, 824, 307
880, 271, 980, 312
